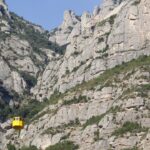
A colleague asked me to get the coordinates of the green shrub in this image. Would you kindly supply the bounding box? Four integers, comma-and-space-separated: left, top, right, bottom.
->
12, 90, 61, 123
94, 129, 100, 141
20, 72, 37, 89
43, 119, 80, 135
137, 84, 150, 97
42, 127, 63, 135
45, 141, 79, 150
101, 52, 108, 58
7, 143, 16, 150
101, 45, 109, 53
73, 51, 80, 56
97, 20, 107, 26
112, 122, 148, 137
60, 133, 70, 141
66, 69, 70, 74
109, 15, 117, 25
63, 95, 88, 105
123, 146, 138, 150
97, 14, 116, 26
97, 37, 104, 43
83, 114, 105, 129
0, 32, 9, 41
84, 63, 92, 71
138, 84, 150, 92
83, 106, 122, 129
72, 66, 80, 72
19, 145, 38, 150
13, 99, 48, 123
132, 0, 141, 5
109, 106, 121, 114
48, 90, 62, 105
0, 104, 12, 122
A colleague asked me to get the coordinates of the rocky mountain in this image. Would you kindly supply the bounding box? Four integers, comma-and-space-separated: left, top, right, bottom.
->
0, 0, 65, 121
32, 0, 150, 101
0, 0, 150, 149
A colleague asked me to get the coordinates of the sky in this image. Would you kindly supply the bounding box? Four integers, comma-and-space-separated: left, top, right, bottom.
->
5, 0, 102, 31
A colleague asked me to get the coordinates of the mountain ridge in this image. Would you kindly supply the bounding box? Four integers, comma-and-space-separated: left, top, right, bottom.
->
0, 0, 150, 149
32, 0, 150, 101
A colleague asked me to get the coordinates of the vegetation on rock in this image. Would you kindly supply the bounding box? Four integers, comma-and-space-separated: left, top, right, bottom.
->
45, 141, 79, 150
112, 121, 148, 137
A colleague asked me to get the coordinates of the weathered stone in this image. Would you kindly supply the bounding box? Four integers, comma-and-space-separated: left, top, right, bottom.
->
1, 0, 150, 149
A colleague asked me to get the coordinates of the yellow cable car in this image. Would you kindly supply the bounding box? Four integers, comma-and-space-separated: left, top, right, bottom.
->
12, 117, 24, 130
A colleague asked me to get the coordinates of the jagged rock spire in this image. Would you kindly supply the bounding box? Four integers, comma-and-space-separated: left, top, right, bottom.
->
0, 0, 6, 7
0, 0, 9, 17
0, 0, 5, 3
95, 0, 119, 18
93, 6, 100, 16
60, 10, 80, 29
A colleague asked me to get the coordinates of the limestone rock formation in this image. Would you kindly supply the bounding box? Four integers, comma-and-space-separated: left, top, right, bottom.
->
33, 0, 150, 101
1, 56, 150, 150
0, 0, 61, 121
0, 0, 150, 149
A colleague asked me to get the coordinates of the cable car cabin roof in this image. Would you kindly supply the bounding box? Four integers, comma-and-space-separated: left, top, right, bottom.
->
13, 117, 23, 120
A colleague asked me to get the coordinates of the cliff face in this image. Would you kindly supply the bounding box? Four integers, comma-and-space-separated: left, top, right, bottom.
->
0, 0, 62, 121
2, 56, 150, 150
0, 0, 150, 149
32, 0, 150, 101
